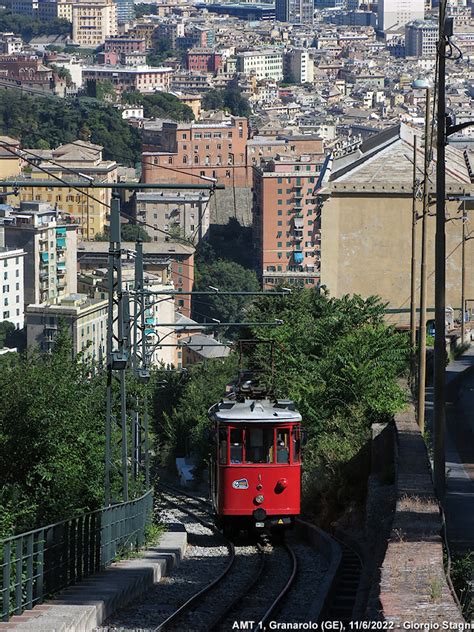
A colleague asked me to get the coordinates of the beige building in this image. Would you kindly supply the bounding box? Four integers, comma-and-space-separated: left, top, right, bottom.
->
135, 191, 210, 244
0, 136, 21, 179
17, 141, 117, 240
319, 124, 474, 327
26, 294, 108, 360
77, 266, 177, 367
72, 0, 117, 48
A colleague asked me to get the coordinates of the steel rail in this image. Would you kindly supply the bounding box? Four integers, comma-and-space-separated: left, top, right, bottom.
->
255, 542, 298, 630
207, 543, 266, 632
154, 491, 235, 632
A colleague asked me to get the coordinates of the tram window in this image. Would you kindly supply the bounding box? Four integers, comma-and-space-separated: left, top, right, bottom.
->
246, 427, 273, 463
219, 428, 227, 464
292, 428, 301, 463
230, 428, 243, 463
276, 429, 290, 464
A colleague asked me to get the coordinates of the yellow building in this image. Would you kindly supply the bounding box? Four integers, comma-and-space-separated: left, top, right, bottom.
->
0, 136, 21, 179
72, 0, 117, 48
319, 124, 474, 328
17, 141, 117, 240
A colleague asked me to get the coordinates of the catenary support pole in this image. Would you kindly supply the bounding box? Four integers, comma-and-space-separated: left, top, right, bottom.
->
434, 2, 447, 501
418, 87, 431, 435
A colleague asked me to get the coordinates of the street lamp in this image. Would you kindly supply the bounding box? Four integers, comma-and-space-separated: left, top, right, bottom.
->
412, 78, 431, 435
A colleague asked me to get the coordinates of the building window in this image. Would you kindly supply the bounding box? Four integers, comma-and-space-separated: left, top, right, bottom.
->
168, 157, 173, 165
277, 210, 282, 216
277, 242, 282, 248
3, 311, 9, 318
4, 298, 7, 306
277, 178, 282, 184
183, 156, 187, 164
277, 220, 282, 226
278, 200, 282, 205
194, 156, 199, 164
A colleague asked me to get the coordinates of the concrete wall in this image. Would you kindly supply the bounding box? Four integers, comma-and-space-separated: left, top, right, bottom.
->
320, 193, 474, 327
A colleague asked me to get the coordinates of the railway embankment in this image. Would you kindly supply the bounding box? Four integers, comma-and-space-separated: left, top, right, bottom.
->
376, 401, 463, 623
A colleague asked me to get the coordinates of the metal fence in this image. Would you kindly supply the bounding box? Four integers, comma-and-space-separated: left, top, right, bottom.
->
0, 490, 153, 622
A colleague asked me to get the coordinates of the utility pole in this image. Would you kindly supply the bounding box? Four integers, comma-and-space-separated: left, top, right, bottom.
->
434, 1, 447, 501
105, 198, 130, 505
418, 86, 431, 435
410, 135, 418, 367
461, 199, 466, 347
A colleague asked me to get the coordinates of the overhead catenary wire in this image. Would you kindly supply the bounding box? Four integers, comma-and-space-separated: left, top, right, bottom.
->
0, 140, 215, 248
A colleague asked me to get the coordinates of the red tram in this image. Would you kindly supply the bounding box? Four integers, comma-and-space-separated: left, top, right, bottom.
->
209, 396, 302, 535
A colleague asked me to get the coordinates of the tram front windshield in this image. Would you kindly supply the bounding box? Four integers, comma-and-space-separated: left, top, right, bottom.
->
220, 425, 300, 465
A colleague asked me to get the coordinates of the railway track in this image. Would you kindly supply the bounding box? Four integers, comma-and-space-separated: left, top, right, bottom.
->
95, 482, 340, 631
156, 484, 299, 631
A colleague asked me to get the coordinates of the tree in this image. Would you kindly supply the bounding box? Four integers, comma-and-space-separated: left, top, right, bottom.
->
202, 89, 224, 112
0, 321, 15, 348
0, 89, 142, 165
122, 91, 194, 122
86, 79, 116, 102
94, 224, 152, 242
202, 86, 251, 117
192, 259, 260, 330
0, 9, 71, 41
146, 35, 175, 66
246, 289, 410, 521
121, 224, 152, 242
0, 331, 106, 537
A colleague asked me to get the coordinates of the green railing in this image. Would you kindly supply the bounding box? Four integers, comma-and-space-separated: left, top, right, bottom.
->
0, 490, 153, 622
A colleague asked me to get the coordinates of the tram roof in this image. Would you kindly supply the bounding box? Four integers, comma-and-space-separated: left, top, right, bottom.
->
209, 398, 302, 423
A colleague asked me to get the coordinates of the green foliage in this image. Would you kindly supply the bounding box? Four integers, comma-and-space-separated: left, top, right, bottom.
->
49, 64, 72, 86
94, 224, 151, 242
152, 357, 238, 467
202, 86, 251, 117
0, 329, 107, 538
0, 89, 142, 165
86, 79, 116, 103
146, 35, 175, 66
122, 91, 194, 122
247, 289, 410, 521
0, 9, 71, 41
450, 551, 474, 619
203, 219, 254, 270
135, 2, 158, 17
192, 258, 260, 332
0, 321, 15, 348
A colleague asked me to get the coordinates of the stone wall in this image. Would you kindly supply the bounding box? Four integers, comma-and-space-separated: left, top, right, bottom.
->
378, 403, 463, 623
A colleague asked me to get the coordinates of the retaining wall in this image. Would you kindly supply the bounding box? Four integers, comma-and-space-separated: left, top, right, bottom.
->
378, 403, 463, 623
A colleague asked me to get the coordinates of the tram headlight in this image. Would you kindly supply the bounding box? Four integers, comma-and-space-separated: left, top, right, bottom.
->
255, 494, 264, 504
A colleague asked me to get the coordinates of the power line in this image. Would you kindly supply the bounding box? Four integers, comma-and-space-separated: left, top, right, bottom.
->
0, 140, 215, 248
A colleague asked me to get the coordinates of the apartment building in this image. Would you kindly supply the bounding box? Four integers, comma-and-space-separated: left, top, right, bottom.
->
246, 134, 324, 166
0, 248, 25, 330
0, 201, 77, 306
378, 0, 424, 33
319, 125, 474, 327
26, 294, 108, 359
0, 136, 21, 179
186, 49, 223, 73
104, 36, 146, 54
284, 49, 314, 84
82, 65, 173, 95
17, 141, 117, 240
135, 191, 211, 243
0, 34, 23, 55
405, 20, 438, 58
77, 240, 195, 317
236, 50, 284, 81
275, 0, 313, 24
142, 115, 249, 188
72, 0, 118, 48
77, 267, 176, 367
253, 156, 324, 288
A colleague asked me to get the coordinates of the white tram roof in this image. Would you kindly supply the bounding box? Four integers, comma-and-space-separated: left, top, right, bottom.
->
209, 398, 302, 423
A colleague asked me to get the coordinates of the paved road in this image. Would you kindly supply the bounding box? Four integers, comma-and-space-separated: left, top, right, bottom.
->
440, 346, 474, 552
